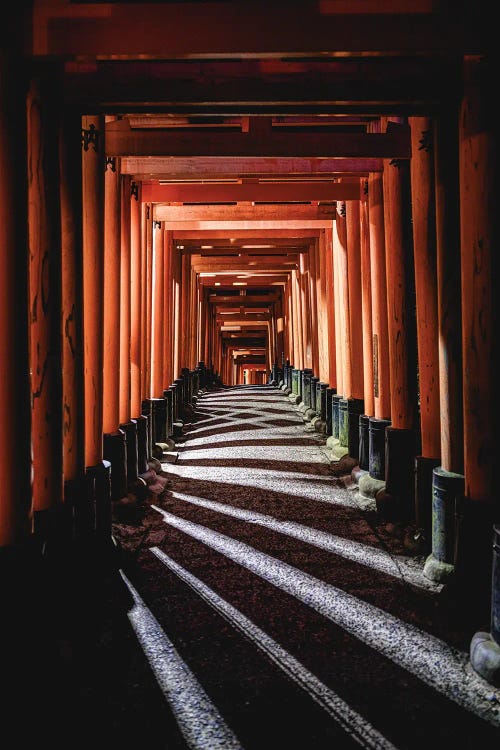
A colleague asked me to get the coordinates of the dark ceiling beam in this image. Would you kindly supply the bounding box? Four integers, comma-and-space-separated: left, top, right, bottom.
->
107, 117, 410, 158
33, 4, 484, 58
142, 181, 360, 202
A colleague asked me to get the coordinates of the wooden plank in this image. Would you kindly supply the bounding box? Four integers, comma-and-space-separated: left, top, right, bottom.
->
154, 204, 336, 221
33, 4, 481, 58
107, 118, 410, 158
121, 156, 382, 177
142, 181, 360, 202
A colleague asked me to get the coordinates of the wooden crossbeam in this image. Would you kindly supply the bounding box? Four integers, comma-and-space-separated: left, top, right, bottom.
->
155, 204, 336, 221
142, 180, 359, 202
107, 118, 410, 158
121, 157, 381, 178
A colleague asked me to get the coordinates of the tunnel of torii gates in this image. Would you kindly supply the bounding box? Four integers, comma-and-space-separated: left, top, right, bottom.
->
0, 8, 499, 685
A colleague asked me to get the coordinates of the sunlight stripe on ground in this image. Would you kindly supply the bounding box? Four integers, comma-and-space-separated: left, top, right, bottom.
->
119, 570, 243, 750
167, 491, 432, 590
160, 466, 348, 506
150, 546, 397, 750
151, 506, 500, 726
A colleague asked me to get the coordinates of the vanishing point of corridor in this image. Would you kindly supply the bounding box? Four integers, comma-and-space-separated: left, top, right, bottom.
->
106, 385, 499, 749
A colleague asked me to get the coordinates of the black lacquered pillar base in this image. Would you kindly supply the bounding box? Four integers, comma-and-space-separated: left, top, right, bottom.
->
423, 467, 464, 583
103, 428, 127, 501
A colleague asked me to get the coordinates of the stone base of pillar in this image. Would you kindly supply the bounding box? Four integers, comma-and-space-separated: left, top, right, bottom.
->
103, 429, 127, 501
470, 524, 500, 686
329, 438, 349, 461
415, 455, 441, 554
314, 418, 327, 435
173, 420, 184, 438
423, 554, 454, 583
470, 631, 500, 687
356, 472, 386, 511
32, 500, 73, 555
289, 393, 301, 405
304, 407, 317, 422
376, 427, 415, 522
331, 455, 358, 477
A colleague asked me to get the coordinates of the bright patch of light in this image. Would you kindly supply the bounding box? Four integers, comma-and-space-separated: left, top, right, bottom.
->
150, 508, 500, 726
167, 491, 431, 590
150, 548, 397, 750
119, 570, 243, 749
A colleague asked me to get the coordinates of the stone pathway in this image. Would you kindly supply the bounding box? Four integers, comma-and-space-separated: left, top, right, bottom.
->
111, 385, 500, 749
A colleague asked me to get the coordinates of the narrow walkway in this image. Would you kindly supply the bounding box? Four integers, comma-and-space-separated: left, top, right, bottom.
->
108, 385, 500, 749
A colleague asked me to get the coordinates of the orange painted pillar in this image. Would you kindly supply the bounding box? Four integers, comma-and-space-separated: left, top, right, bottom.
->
359, 182, 374, 471
103, 155, 121, 434
368, 172, 391, 421
118, 174, 139, 489
316, 236, 329, 385
59, 108, 85, 494
130, 182, 142, 418
82, 115, 105, 468
102, 155, 126, 501
308, 240, 320, 377
152, 221, 165, 397
81, 114, 111, 541
27, 73, 64, 528
346, 198, 365, 459
409, 116, 442, 543
119, 175, 132, 425
142, 203, 153, 401
329, 204, 350, 457
422, 105, 464, 582
456, 58, 497, 638
163, 229, 174, 389
324, 226, 337, 392
292, 269, 303, 370
299, 253, 312, 370
172, 245, 182, 380
381, 118, 418, 521
0, 46, 32, 546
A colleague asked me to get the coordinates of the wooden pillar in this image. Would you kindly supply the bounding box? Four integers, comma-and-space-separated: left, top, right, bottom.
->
308, 240, 320, 376
291, 269, 303, 370
456, 58, 498, 636
324, 226, 337, 391
163, 229, 174, 388
409, 118, 440, 458
381, 118, 418, 521
119, 175, 132, 426
459, 58, 495, 510
368, 172, 391, 421
409, 117, 442, 542
334, 204, 351, 397
81, 114, 105, 468
360, 182, 374, 417
299, 253, 312, 369
332, 218, 344, 399
59, 109, 85, 487
0, 46, 32, 546
103, 154, 127, 500
27, 71, 64, 522
142, 203, 153, 400
130, 181, 142, 418
346, 199, 364, 401
102, 155, 121, 434
172, 245, 182, 380
81, 114, 112, 541
151, 221, 165, 397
